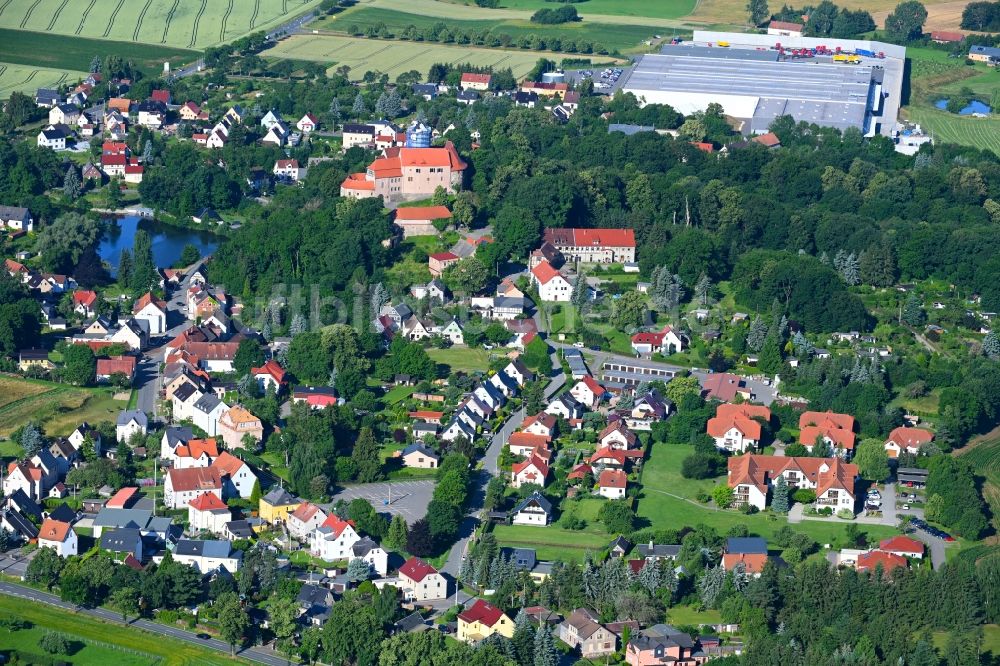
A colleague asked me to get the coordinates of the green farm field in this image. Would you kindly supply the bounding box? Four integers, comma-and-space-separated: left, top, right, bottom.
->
319, 5, 658, 53
270, 33, 622, 79
905, 106, 1000, 155
0, 62, 87, 96
0, 0, 324, 49
337, 0, 695, 25
0, 28, 197, 75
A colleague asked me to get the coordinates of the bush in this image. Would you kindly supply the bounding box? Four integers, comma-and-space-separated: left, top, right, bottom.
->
530, 5, 579, 23
837, 508, 855, 520
39, 632, 70, 655
792, 488, 816, 504
681, 452, 724, 479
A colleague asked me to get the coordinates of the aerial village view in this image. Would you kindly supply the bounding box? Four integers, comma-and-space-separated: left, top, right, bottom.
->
0, 0, 999, 663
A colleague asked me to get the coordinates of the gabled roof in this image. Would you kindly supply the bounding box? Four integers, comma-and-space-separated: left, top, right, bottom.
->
395, 205, 452, 221
175, 438, 219, 460
513, 491, 552, 515
38, 518, 72, 542
522, 412, 556, 432
189, 492, 229, 512
459, 599, 506, 627
879, 535, 924, 554
167, 466, 223, 492
262, 486, 298, 506
106, 486, 139, 509
133, 292, 166, 314
886, 427, 934, 447
857, 550, 908, 573
589, 447, 626, 466
707, 403, 770, 440
599, 420, 637, 445
399, 557, 438, 582
290, 501, 323, 523
461, 72, 492, 84
576, 375, 606, 396
212, 451, 248, 477
727, 454, 858, 499
543, 228, 636, 249
512, 454, 549, 479
722, 552, 769, 574
530, 260, 564, 286
96, 355, 137, 377
599, 469, 627, 489
317, 514, 355, 539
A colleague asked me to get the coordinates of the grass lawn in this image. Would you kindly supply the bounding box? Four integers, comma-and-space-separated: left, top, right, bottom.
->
666, 605, 722, 626
493, 523, 611, 561
933, 624, 1000, 656
640, 443, 717, 500
0, 375, 52, 409
0, 595, 239, 665
0, 376, 128, 438
383, 384, 416, 405
638, 441, 898, 546
905, 105, 1000, 155
0, 440, 24, 459
260, 451, 290, 482
427, 346, 494, 373
427, 0, 696, 20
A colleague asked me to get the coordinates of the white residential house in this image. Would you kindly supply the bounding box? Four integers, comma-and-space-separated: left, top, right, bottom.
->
546, 394, 584, 421
396, 557, 447, 601
0, 206, 34, 233
437, 319, 465, 345
191, 394, 229, 437
133, 293, 168, 336
260, 110, 284, 131
188, 492, 232, 535
531, 260, 573, 302
163, 467, 224, 510
48, 104, 80, 126
311, 515, 361, 561
598, 470, 627, 499
287, 502, 327, 542
37, 125, 68, 150
212, 452, 258, 499
570, 376, 607, 410
503, 360, 534, 388
38, 519, 78, 558
296, 113, 319, 133
511, 455, 549, 489
116, 410, 148, 443
352, 537, 389, 577
512, 492, 552, 526
173, 539, 241, 574
273, 159, 305, 182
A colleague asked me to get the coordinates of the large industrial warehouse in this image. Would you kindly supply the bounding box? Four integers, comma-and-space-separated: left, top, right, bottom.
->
620, 31, 905, 136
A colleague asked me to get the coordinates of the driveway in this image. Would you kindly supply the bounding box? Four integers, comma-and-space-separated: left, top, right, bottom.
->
0, 581, 284, 665
323, 480, 435, 525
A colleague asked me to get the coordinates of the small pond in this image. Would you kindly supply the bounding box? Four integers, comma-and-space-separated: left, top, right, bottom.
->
934, 99, 992, 115
97, 216, 221, 276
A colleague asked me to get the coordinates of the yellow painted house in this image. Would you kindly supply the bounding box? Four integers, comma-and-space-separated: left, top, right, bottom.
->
259, 486, 300, 524
457, 599, 514, 642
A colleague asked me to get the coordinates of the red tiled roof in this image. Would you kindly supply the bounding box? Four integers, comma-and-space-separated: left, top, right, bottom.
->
409, 410, 445, 421
886, 427, 934, 448
151, 90, 170, 104
522, 412, 556, 431
799, 411, 855, 431
175, 438, 220, 460
931, 30, 964, 42
692, 142, 715, 153
341, 173, 375, 190
769, 19, 804, 30
577, 375, 606, 396
429, 252, 459, 262
459, 599, 506, 627
752, 132, 781, 147
701, 372, 746, 401
189, 491, 228, 511
73, 290, 98, 307
394, 205, 452, 221
461, 72, 492, 84
590, 447, 626, 466
39, 519, 72, 542
167, 466, 223, 492
857, 550, 908, 573
96, 355, 136, 377
290, 501, 322, 523
727, 454, 858, 499
512, 454, 549, 478
530, 260, 563, 285
319, 514, 356, 539
707, 403, 771, 440
252, 359, 287, 384
508, 432, 551, 449
212, 451, 248, 476
399, 556, 438, 582
722, 552, 769, 574
107, 486, 139, 509
275, 158, 299, 169
879, 535, 924, 555
567, 463, 592, 480
599, 469, 627, 489
543, 228, 636, 249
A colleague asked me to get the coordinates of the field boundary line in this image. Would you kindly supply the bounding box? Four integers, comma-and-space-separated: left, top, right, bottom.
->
134, 0, 154, 42
0, 0, 12, 19
76, 0, 96, 34
47, 0, 70, 31
0, 65, 6, 77
104, 0, 126, 37
189, 0, 208, 47
220, 0, 234, 41
19, 0, 42, 28
250, 0, 261, 29
161, 0, 180, 43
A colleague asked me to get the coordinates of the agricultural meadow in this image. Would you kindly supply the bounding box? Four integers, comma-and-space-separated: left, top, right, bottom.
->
268, 34, 618, 79
0, 62, 86, 96
0, 0, 325, 49
0, 376, 128, 438
957, 437, 1000, 522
